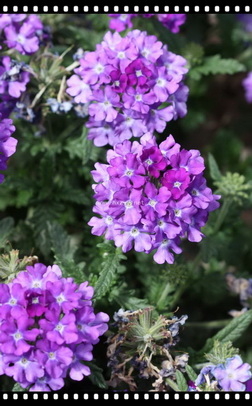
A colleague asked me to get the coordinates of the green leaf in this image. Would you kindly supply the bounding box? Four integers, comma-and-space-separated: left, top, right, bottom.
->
49, 222, 74, 261
12, 382, 27, 392
0, 217, 14, 248
175, 370, 188, 392
208, 153, 222, 182
190, 55, 245, 80
166, 378, 180, 392
185, 365, 198, 382
65, 126, 95, 165
86, 362, 108, 389
94, 242, 126, 301
201, 309, 252, 354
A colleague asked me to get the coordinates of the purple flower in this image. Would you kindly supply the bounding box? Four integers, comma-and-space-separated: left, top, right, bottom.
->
0, 263, 109, 391
162, 168, 191, 200
125, 58, 152, 87
66, 75, 92, 103
115, 224, 152, 253
89, 86, 121, 122
0, 56, 30, 98
35, 339, 73, 379
122, 85, 156, 114
66, 30, 189, 146
29, 373, 65, 392
0, 114, 17, 184
213, 356, 252, 392
39, 306, 78, 345
4, 20, 40, 54
109, 14, 135, 32
153, 236, 182, 265
89, 134, 220, 264
69, 344, 93, 381
140, 146, 167, 178
157, 14, 186, 33
243, 72, 252, 103
0, 316, 40, 356
5, 352, 44, 385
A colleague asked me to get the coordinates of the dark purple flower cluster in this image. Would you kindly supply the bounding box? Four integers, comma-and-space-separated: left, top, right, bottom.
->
237, 14, 252, 33
88, 133, 220, 264
0, 263, 109, 391
0, 114, 17, 184
108, 14, 186, 34
66, 30, 188, 146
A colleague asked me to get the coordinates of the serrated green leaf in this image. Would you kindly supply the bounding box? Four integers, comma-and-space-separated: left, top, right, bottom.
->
201, 309, 252, 354
208, 153, 222, 181
65, 126, 94, 165
185, 364, 198, 382
94, 244, 126, 301
0, 217, 14, 248
86, 362, 108, 389
190, 55, 245, 80
166, 378, 180, 392
175, 370, 188, 391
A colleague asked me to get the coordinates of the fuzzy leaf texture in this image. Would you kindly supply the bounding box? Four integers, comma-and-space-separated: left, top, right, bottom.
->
0, 217, 14, 248
94, 242, 126, 301
201, 309, 252, 354
189, 55, 245, 80
175, 370, 188, 391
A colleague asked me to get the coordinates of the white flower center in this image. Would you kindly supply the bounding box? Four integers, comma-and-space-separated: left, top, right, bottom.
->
115, 80, 120, 87
105, 216, 113, 225
135, 94, 142, 101
56, 294, 65, 304
174, 209, 181, 217
157, 78, 166, 87
136, 70, 143, 77
14, 332, 22, 341
149, 199, 157, 207
32, 297, 39, 304
9, 298, 17, 306
174, 181, 182, 188
146, 159, 153, 166
130, 227, 139, 237
49, 352, 56, 359
125, 200, 133, 208
94, 63, 104, 74
118, 51, 125, 59
56, 324, 64, 333
125, 169, 133, 177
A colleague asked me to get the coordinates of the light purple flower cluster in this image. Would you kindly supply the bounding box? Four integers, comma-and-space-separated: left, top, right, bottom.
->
0, 114, 17, 184
0, 14, 43, 55
88, 133, 220, 264
0, 263, 109, 391
243, 72, 252, 103
66, 30, 189, 147
195, 355, 252, 392
108, 14, 186, 34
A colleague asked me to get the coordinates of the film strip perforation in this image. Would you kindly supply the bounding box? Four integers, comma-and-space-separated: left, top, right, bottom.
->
0, 5, 252, 12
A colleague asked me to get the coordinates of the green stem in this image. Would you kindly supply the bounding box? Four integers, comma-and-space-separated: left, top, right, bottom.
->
212, 198, 232, 234
156, 282, 172, 310
186, 319, 230, 329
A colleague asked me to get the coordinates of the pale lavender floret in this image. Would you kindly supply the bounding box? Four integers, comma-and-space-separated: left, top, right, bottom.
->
243, 72, 252, 103
66, 75, 92, 103
170, 84, 189, 120
195, 365, 215, 386
108, 14, 135, 32
89, 86, 121, 122
114, 223, 152, 253
45, 279, 82, 314
0, 14, 26, 30
87, 119, 118, 147
213, 355, 252, 392
39, 306, 78, 345
153, 235, 182, 264
35, 339, 73, 379
29, 374, 65, 392
69, 344, 93, 381
157, 14, 186, 33
0, 282, 26, 319
4, 20, 40, 55
0, 115, 17, 159
0, 316, 40, 356
237, 14, 252, 32
4, 352, 44, 385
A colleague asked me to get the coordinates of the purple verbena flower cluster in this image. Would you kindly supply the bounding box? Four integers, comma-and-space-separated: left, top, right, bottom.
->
195, 355, 252, 392
108, 14, 186, 34
0, 114, 17, 184
66, 30, 189, 147
0, 263, 109, 391
243, 72, 252, 103
88, 133, 220, 264
237, 14, 252, 33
